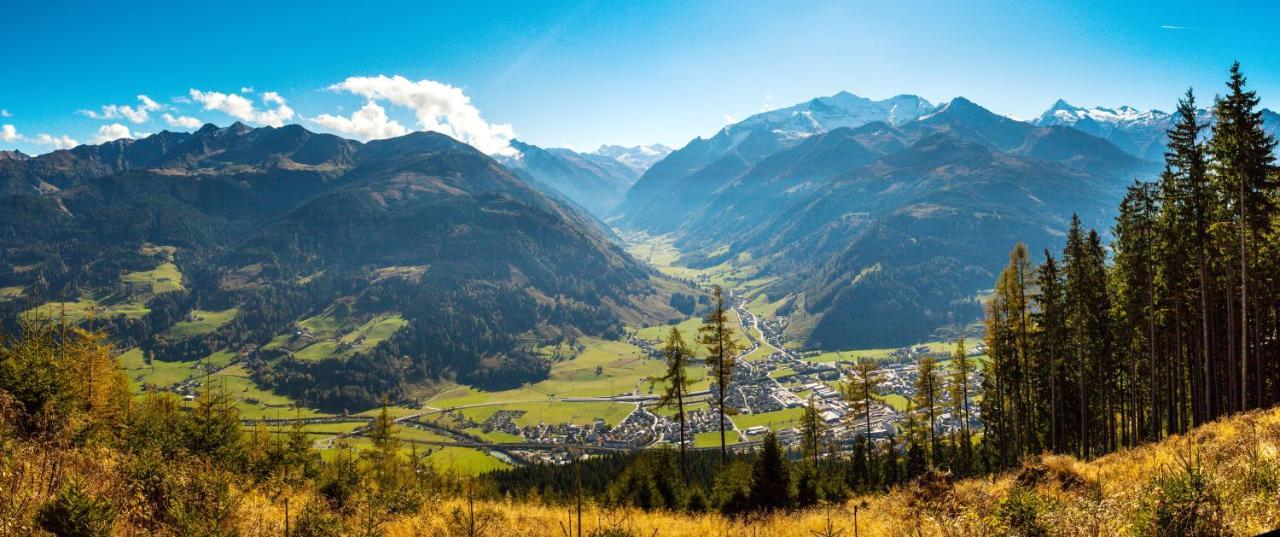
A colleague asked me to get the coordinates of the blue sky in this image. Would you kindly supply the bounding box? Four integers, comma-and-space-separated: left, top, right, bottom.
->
2, 0, 1278, 155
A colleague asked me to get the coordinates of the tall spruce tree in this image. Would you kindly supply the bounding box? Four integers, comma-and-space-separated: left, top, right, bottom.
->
1032, 251, 1067, 453
1209, 62, 1277, 411
747, 432, 791, 511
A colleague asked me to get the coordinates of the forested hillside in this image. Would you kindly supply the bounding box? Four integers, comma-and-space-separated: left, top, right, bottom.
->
0, 124, 685, 411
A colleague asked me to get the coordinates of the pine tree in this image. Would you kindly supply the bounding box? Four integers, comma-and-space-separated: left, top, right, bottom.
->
746, 432, 791, 511
1209, 62, 1277, 411
1162, 88, 1214, 426
698, 286, 743, 464
913, 355, 943, 465
653, 326, 693, 480
1032, 251, 1067, 453
1112, 180, 1160, 446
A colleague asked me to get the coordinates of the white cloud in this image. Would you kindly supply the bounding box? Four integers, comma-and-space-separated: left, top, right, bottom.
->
0, 124, 18, 142
240, 86, 254, 94
261, 91, 285, 105
91, 123, 133, 143
310, 101, 408, 141
0, 109, 11, 118
326, 75, 516, 155
35, 133, 78, 149
80, 94, 162, 123
188, 88, 295, 127
163, 113, 203, 129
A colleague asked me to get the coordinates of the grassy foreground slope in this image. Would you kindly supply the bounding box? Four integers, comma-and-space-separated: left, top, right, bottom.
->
400, 407, 1280, 535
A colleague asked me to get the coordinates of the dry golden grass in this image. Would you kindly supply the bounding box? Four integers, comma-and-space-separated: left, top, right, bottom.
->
7, 406, 1280, 535
361, 407, 1280, 536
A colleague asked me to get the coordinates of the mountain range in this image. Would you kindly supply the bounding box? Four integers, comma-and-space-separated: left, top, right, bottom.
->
497, 141, 641, 217
614, 93, 1158, 348
2, 87, 1270, 386
0, 122, 684, 409
1032, 99, 1280, 162
593, 144, 673, 175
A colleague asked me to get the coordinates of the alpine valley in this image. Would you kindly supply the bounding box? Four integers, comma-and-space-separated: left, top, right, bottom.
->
9, 89, 1274, 413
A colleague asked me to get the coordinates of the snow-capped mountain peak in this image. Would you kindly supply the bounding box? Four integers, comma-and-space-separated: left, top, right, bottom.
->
718, 92, 936, 145
593, 143, 673, 174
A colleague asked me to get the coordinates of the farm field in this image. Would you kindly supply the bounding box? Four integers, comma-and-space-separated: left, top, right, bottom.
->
693, 430, 745, 448
26, 294, 150, 323
281, 311, 409, 362
805, 340, 967, 364
731, 407, 805, 430
430, 336, 663, 410
163, 308, 239, 338
122, 262, 184, 294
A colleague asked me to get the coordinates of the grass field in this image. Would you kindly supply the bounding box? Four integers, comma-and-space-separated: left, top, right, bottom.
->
26, 294, 150, 323
731, 407, 804, 430
806, 340, 966, 364
297, 310, 345, 338
648, 400, 710, 418
203, 349, 239, 369
880, 394, 909, 412
424, 446, 511, 475
430, 337, 662, 412
466, 428, 524, 443
125, 356, 205, 388
340, 314, 408, 346
744, 293, 789, 318
294, 341, 340, 361
633, 310, 744, 358
693, 430, 745, 448
163, 308, 239, 338
122, 262, 183, 294
458, 401, 636, 428
287, 312, 408, 362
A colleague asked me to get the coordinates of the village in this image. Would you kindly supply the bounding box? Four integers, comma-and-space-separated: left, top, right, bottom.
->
495, 295, 986, 464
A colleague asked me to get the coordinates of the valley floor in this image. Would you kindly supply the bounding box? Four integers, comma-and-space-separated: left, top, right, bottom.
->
98, 234, 980, 475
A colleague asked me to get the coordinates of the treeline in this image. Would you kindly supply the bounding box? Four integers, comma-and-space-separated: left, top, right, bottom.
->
981, 62, 1279, 465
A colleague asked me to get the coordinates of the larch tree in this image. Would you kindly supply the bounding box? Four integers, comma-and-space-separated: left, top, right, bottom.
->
948, 337, 974, 471
698, 285, 743, 464
800, 394, 827, 466
844, 357, 883, 471
653, 326, 693, 480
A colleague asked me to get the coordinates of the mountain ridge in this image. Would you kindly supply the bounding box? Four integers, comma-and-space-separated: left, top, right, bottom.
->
618, 91, 1158, 348
0, 123, 684, 410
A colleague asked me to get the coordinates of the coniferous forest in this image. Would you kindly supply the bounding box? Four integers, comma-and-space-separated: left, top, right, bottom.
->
980, 62, 1280, 466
